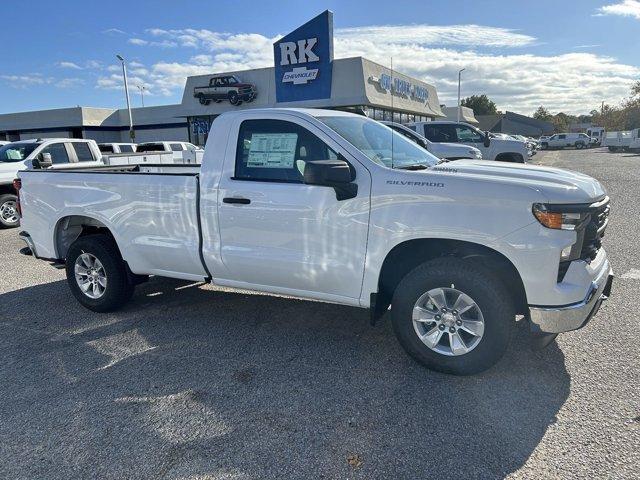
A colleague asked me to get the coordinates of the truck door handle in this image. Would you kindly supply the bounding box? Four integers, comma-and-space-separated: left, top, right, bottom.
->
223, 197, 251, 205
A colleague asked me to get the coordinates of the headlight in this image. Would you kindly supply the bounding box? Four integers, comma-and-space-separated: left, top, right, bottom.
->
532, 203, 586, 230
470, 150, 482, 159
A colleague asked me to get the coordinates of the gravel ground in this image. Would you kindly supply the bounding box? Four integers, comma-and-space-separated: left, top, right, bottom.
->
0, 147, 638, 479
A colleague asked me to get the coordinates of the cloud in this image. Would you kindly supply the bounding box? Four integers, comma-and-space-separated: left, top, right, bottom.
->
55, 78, 85, 88
0, 74, 53, 88
103, 28, 126, 35
57, 61, 83, 70
596, 0, 640, 19
97, 23, 638, 113
337, 24, 536, 48
128, 37, 178, 48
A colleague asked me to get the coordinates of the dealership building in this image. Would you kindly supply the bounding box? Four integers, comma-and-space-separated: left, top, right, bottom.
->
0, 12, 445, 146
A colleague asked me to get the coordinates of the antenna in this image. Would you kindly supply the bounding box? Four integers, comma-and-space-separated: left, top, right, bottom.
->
390, 57, 394, 169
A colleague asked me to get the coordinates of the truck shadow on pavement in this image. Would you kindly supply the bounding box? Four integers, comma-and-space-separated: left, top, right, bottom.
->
0, 276, 570, 479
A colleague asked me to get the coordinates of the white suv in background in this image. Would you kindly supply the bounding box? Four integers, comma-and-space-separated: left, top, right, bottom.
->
98, 143, 137, 154
381, 121, 482, 161
542, 133, 591, 150
0, 138, 103, 228
409, 121, 529, 163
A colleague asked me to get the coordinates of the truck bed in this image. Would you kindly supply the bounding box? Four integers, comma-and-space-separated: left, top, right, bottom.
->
18, 164, 208, 281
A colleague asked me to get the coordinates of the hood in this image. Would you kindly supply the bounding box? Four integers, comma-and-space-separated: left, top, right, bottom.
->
0, 161, 24, 183
440, 160, 606, 204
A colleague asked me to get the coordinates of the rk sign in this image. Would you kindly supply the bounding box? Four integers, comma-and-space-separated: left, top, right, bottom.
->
274, 10, 333, 102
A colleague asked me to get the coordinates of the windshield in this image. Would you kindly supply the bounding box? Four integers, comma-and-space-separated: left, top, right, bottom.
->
0, 143, 39, 163
318, 116, 439, 169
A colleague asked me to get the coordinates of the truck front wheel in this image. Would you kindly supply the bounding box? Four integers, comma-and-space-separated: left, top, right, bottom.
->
391, 258, 515, 375
65, 234, 134, 312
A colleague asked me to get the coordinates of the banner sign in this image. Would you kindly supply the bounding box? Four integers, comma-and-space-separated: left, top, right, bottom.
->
274, 10, 333, 103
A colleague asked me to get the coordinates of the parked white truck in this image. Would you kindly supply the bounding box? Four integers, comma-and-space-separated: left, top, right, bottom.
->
0, 138, 102, 228
603, 131, 633, 152
408, 121, 529, 163
380, 121, 483, 161
136, 141, 204, 164
15, 109, 613, 375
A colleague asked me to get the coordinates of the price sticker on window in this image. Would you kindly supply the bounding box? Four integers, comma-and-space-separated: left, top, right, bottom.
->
247, 133, 298, 168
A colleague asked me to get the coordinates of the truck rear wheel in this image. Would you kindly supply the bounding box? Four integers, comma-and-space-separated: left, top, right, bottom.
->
0, 194, 19, 229
391, 258, 515, 375
65, 234, 134, 312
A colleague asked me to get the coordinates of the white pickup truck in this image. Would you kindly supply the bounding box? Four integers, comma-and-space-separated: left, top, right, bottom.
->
381, 121, 483, 161
0, 138, 102, 228
408, 121, 530, 163
136, 141, 204, 164
15, 109, 614, 375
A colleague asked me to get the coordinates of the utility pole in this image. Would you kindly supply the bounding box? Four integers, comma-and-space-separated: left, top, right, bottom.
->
137, 85, 146, 107
457, 68, 466, 123
116, 54, 135, 141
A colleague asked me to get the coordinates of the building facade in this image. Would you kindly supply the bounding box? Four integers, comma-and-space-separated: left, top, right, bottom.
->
0, 57, 443, 146
476, 111, 554, 137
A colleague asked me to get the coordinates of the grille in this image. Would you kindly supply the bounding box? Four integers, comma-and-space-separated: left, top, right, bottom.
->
580, 199, 610, 261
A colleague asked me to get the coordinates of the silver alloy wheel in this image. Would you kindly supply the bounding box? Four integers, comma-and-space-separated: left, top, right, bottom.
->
412, 287, 485, 356
0, 200, 19, 225
74, 252, 107, 299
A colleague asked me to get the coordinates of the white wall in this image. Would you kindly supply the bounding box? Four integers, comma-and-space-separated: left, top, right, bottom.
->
19, 130, 71, 140
127, 126, 189, 143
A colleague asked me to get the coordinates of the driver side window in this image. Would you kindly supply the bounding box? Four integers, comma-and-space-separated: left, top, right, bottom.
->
40, 143, 70, 164
234, 119, 338, 183
455, 126, 483, 143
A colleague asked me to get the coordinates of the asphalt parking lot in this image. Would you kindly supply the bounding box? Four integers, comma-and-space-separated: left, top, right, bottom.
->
1, 147, 638, 479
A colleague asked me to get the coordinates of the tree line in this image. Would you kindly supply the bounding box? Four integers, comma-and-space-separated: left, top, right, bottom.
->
533, 81, 640, 132
458, 82, 640, 133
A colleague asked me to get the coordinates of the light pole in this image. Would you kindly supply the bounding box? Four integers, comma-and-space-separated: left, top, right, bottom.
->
457, 68, 466, 123
137, 84, 146, 107
116, 54, 134, 141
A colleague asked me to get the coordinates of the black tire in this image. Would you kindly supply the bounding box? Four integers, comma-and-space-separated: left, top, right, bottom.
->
197, 93, 207, 105
228, 91, 239, 105
0, 194, 19, 229
391, 258, 515, 375
540, 142, 548, 150
575, 142, 584, 149
65, 234, 134, 312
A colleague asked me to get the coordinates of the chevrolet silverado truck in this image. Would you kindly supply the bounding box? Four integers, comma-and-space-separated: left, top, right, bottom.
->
409, 121, 530, 163
15, 109, 613, 375
0, 138, 102, 228
380, 121, 483, 161
193, 75, 257, 106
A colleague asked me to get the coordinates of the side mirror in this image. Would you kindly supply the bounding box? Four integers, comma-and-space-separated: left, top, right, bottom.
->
33, 152, 53, 169
484, 131, 491, 148
304, 159, 357, 201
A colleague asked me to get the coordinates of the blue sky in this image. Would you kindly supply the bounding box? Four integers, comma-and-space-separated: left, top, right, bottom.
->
1, 0, 639, 115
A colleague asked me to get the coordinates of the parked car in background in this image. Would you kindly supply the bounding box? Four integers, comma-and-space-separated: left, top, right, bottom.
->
136, 141, 203, 164
603, 130, 634, 152
0, 141, 10, 147
629, 129, 640, 152
409, 121, 529, 163
541, 133, 591, 150
98, 143, 137, 154
381, 121, 482, 161
16, 108, 613, 375
586, 127, 605, 147
0, 138, 103, 228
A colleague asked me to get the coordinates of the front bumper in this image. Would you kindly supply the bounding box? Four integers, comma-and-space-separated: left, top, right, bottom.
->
529, 264, 613, 334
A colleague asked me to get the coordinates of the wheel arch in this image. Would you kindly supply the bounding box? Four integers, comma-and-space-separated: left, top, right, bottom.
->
375, 238, 528, 318
54, 215, 118, 260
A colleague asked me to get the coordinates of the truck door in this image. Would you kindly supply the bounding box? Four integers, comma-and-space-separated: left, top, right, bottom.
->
212, 116, 371, 301
452, 124, 488, 158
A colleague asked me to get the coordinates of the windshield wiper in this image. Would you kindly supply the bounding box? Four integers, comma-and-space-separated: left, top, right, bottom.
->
395, 164, 429, 170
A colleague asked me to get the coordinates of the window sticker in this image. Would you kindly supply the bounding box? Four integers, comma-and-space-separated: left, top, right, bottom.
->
247, 133, 298, 168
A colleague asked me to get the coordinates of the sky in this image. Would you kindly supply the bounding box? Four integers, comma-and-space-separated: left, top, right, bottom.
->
1, 0, 639, 116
